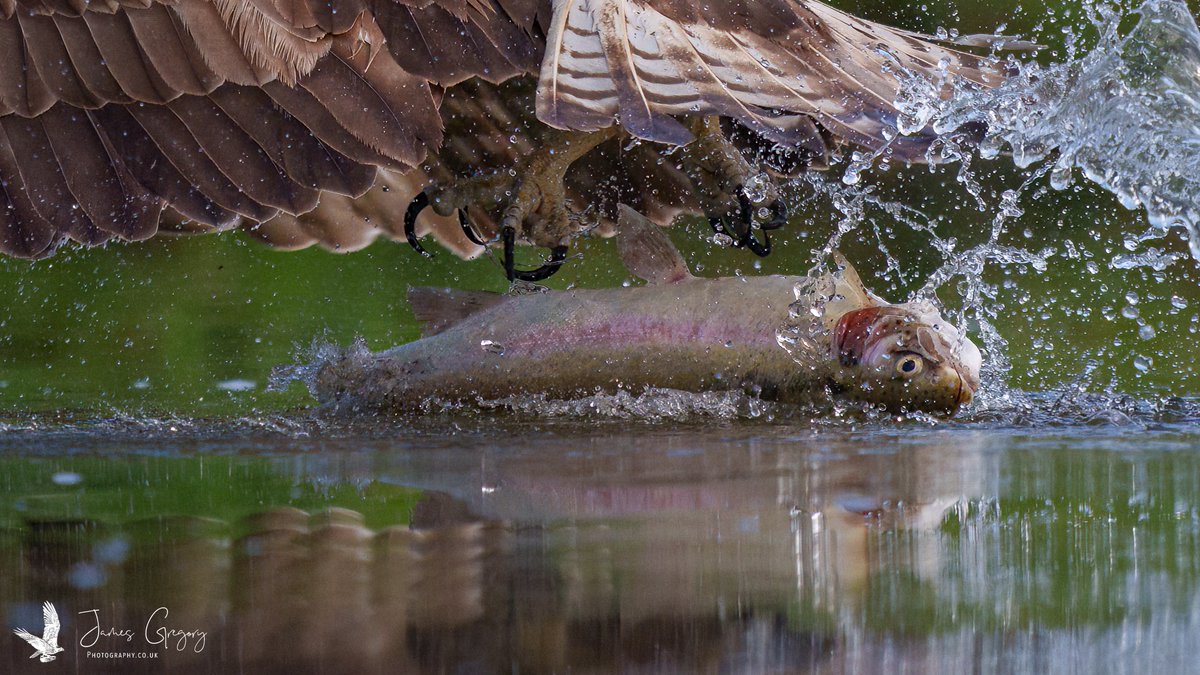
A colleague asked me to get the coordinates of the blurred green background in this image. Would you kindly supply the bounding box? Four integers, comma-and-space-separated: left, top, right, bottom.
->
1, 0, 1198, 417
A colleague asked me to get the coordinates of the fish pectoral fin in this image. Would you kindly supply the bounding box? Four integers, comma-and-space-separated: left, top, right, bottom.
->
616, 204, 694, 285
406, 287, 508, 337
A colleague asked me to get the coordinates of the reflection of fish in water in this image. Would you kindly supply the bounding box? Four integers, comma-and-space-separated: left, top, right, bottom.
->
315, 205, 981, 414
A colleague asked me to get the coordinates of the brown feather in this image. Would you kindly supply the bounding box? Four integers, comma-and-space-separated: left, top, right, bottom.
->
82, 10, 176, 103
252, 167, 473, 256
124, 102, 280, 221
21, 0, 79, 17
0, 124, 58, 257
125, 3, 222, 97
18, 12, 100, 108
489, 0, 537, 29
209, 85, 377, 197
240, 214, 318, 250
537, 0, 1006, 158
172, 0, 266, 86
259, 0, 320, 30
52, 13, 132, 104
298, 51, 441, 167
38, 104, 162, 239
165, 94, 319, 213
209, 0, 331, 85
458, 9, 540, 81
0, 15, 56, 116
370, 2, 480, 85
371, 0, 541, 85
300, 0, 365, 33
262, 79, 407, 172
90, 103, 241, 228
0, 114, 108, 244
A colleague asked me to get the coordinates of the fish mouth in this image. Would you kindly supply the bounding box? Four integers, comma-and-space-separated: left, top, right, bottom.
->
944, 360, 978, 413
954, 370, 973, 408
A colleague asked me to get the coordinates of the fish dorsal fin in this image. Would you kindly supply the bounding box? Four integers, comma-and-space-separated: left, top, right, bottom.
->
833, 251, 887, 306
819, 253, 887, 329
407, 286, 508, 337
617, 204, 694, 285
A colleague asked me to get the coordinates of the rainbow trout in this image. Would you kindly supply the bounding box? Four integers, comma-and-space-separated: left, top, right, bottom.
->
314, 206, 981, 414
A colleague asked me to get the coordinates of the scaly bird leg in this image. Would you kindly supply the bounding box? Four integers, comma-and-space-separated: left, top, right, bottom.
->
678, 116, 787, 257
405, 127, 618, 282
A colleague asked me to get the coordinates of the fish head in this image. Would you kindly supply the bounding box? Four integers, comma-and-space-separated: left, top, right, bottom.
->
829, 304, 982, 414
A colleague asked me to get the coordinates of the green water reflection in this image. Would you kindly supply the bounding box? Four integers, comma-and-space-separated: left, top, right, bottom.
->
2, 427, 1199, 672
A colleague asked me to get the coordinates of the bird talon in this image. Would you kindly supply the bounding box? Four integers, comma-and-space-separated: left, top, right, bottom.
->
501, 226, 568, 282
708, 216, 729, 238
762, 200, 788, 230
516, 246, 569, 282
735, 187, 755, 227
741, 228, 771, 257
458, 209, 492, 246
404, 191, 436, 258
411, 194, 568, 281
733, 186, 774, 257
707, 186, 776, 257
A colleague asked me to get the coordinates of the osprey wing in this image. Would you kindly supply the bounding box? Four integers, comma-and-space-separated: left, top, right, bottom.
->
537, 0, 1009, 156
0, 0, 540, 258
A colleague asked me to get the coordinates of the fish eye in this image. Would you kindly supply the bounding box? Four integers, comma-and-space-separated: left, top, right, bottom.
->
894, 353, 924, 378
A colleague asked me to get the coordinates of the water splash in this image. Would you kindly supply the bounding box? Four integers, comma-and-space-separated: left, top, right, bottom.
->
775, 1, 1200, 406
898, 0, 1200, 260
268, 337, 367, 394
473, 387, 773, 421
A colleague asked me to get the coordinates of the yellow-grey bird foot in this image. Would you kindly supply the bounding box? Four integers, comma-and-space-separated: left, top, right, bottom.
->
404, 128, 616, 281
679, 117, 789, 257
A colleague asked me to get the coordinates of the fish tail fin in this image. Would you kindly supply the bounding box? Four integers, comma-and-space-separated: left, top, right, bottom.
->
616, 204, 693, 285
407, 287, 508, 337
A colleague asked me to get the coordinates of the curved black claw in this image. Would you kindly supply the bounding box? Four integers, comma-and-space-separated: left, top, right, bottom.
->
708, 186, 786, 258
501, 226, 569, 282
761, 200, 788, 231
404, 191, 435, 258
458, 209, 490, 246
408, 194, 500, 254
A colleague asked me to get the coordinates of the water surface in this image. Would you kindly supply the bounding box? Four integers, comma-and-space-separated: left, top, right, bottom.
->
3, 419, 1199, 673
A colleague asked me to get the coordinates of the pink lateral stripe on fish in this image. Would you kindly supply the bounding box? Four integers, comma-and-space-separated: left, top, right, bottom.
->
314, 205, 981, 414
